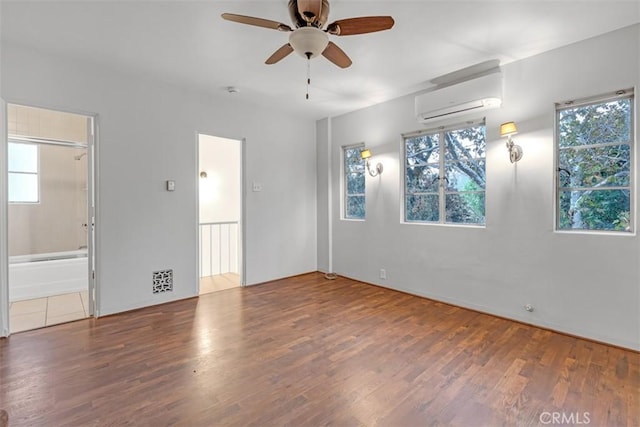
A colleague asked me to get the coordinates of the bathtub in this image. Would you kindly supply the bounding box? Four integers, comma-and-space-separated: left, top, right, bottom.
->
9, 250, 88, 301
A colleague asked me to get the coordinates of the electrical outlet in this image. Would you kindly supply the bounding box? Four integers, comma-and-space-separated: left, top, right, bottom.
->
252, 182, 262, 192
380, 269, 386, 280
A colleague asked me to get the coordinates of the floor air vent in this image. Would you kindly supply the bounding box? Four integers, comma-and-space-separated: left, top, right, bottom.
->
152, 269, 173, 293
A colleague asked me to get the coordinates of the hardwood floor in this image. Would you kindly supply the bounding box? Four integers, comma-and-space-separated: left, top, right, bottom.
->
0, 273, 638, 426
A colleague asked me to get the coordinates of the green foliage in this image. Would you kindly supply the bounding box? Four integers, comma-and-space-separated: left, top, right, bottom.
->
557, 97, 632, 231
406, 194, 439, 221
558, 99, 631, 148
344, 147, 365, 219
458, 180, 485, 223
613, 210, 630, 231
405, 124, 486, 224
346, 195, 365, 219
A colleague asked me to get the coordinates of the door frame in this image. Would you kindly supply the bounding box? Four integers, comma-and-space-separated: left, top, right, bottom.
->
195, 133, 246, 293
1, 102, 99, 335
87, 114, 98, 316
0, 98, 8, 337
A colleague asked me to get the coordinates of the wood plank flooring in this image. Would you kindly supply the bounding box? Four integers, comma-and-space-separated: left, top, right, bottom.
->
0, 273, 638, 426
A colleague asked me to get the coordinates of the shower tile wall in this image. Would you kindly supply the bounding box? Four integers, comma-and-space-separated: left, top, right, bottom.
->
8, 104, 89, 256
7, 104, 87, 143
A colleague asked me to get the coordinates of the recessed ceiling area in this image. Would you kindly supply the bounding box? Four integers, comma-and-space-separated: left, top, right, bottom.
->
1, 1, 638, 120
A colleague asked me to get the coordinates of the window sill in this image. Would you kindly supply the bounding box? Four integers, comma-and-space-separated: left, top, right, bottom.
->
401, 221, 485, 229
554, 229, 635, 237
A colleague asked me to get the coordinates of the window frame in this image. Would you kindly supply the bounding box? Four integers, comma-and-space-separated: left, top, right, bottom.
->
8, 141, 40, 204
402, 118, 486, 226
342, 142, 366, 220
554, 89, 635, 234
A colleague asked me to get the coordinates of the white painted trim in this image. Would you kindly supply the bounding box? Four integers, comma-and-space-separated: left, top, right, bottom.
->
195, 131, 201, 294
88, 114, 99, 317
240, 137, 247, 286
196, 133, 246, 288
0, 99, 9, 337
327, 117, 333, 273
2, 103, 99, 324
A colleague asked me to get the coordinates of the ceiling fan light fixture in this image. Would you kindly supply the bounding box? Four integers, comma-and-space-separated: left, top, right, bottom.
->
289, 27, 329, 58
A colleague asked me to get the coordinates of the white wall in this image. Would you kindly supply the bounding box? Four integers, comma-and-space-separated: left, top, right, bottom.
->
0, 43, 317, 317
322, 25, 640, 350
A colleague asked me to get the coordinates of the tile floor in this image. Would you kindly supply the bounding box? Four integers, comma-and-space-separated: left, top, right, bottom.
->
9, 291, 89, 333
200, 273, 240, 294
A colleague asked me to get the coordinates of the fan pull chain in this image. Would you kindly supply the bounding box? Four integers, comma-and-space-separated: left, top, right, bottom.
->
306, 56, 311, 100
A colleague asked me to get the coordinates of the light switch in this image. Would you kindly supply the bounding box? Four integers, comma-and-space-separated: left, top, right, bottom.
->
166, 180, 175, 191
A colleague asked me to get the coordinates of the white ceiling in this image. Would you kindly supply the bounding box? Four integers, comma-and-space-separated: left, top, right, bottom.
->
1, 1, 638, 120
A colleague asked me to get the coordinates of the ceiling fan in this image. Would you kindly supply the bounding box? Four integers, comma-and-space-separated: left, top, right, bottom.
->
221, 0, 395, 69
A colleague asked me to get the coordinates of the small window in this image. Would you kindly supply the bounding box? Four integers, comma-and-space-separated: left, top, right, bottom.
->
404, 120, 486, 225
8, 142, 39, 203
343, 144, 365, 219
556, 90, 634, 232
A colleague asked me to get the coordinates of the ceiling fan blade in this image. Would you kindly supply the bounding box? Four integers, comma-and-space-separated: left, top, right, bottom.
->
326, 16, 394, 36
297, 0, 323, 23
221, 13, 292, 32
265, 44, 295, 65
322, 42, 352, 68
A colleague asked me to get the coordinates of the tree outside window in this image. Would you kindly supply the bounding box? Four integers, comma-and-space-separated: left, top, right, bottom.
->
344, 144, 365, 219
556, 91, 633, 232
405, 121, 486, 225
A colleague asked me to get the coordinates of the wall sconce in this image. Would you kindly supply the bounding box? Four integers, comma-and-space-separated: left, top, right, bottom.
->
199, 171, 208, 178
360, 148, 383, 177
500, 121, 522, 163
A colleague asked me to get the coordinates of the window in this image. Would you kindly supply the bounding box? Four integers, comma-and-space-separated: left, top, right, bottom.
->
343, 144, 365, 219
556, 90, 634, 232
404, 120, 486, 225
8, 142, 39, 203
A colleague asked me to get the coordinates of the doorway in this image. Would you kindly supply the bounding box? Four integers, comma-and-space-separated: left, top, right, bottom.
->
6, 104, 96, 333
198, 134, 243, 294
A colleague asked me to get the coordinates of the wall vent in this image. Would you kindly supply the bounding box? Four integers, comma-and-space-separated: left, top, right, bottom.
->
152, 269, 173, 293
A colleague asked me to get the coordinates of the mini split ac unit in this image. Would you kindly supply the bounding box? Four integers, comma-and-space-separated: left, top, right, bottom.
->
415, 71, 503, 125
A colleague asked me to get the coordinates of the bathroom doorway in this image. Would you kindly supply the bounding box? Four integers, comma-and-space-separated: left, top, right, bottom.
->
197, 134, 243, 294
6, 104, 96, 333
